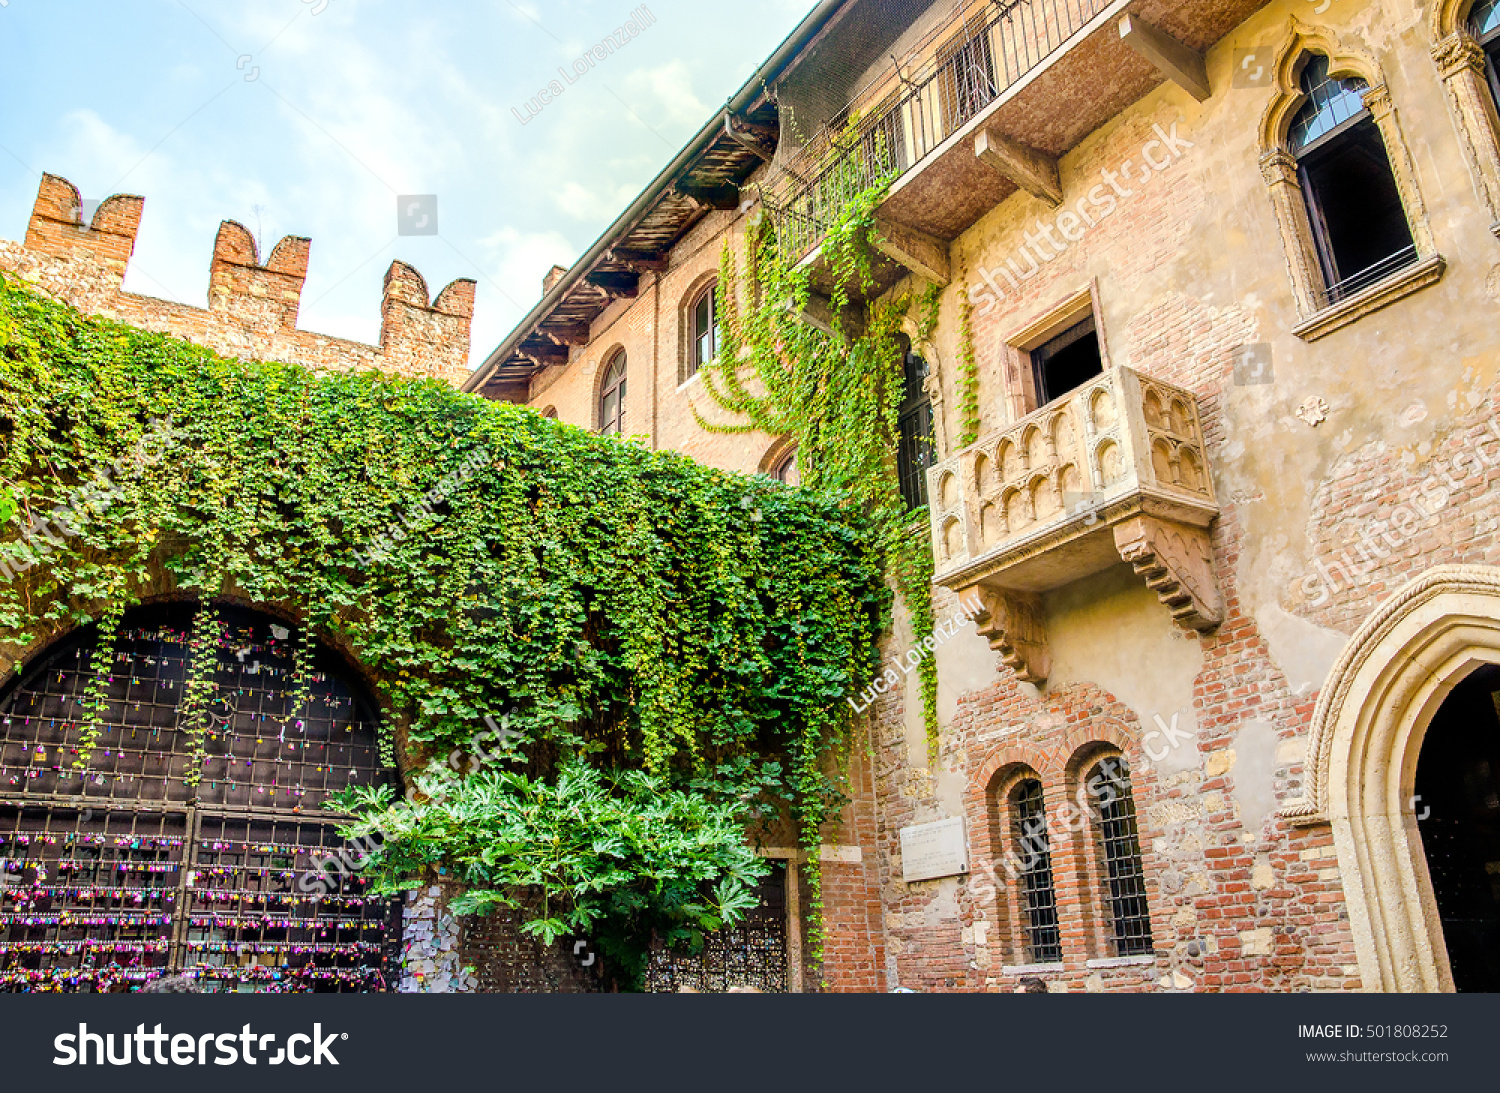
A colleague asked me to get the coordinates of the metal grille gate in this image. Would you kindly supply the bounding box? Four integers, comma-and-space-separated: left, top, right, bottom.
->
0, 603, 399, 992
642, 861, 789, 993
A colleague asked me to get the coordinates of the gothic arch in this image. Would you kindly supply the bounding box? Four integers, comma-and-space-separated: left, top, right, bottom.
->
1255, 19, 1440, 331
1286, 565, 1500, 992
1431, 0, 1500, 234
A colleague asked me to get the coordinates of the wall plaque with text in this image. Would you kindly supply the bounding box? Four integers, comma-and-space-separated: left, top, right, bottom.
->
900, 817, 969, 883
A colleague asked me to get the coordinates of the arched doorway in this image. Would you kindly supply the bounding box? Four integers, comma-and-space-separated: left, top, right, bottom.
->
1412, 665, 1500, 991
0, 602, 400, 993
1291, 565, 1500, 991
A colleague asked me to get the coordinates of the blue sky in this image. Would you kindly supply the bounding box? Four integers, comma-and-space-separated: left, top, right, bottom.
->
0, 0, 814, 366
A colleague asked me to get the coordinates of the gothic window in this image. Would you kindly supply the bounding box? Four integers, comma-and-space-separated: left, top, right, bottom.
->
897, 341, 934, 509
0, 603, 399, 993
1289, 55, 1417, 307
1086, 756, 1154, 958
598, 351, 627, 436
1011, 778, 1063, 965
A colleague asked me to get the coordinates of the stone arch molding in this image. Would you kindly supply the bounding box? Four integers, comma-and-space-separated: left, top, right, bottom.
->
1285, 565, 1500, 992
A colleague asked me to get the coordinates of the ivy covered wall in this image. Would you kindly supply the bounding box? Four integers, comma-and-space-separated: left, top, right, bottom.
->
0, 273, 889, 984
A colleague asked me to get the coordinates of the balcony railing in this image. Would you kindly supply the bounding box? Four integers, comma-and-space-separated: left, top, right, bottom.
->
925, 367, 1222, 681
766, 0, 1111, 261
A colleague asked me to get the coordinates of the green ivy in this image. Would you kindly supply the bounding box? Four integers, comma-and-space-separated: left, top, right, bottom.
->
698, 168, 947, 840
0, 272, 888, 985
955, 284, 981, 449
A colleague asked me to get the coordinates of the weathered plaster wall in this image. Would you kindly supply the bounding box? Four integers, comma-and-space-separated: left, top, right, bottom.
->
869, 0, 1500, 992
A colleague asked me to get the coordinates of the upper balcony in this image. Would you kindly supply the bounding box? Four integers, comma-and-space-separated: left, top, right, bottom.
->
765, 0, 1271, 298
925, 366, 1221, 684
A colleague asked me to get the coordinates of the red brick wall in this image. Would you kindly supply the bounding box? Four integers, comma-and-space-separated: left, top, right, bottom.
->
2, 173, 474, 384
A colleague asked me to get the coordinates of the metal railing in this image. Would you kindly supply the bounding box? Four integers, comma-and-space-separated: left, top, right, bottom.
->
766, 0, 1111, 261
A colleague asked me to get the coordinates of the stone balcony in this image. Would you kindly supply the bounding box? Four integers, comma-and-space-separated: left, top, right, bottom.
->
926, 366, 1221, 684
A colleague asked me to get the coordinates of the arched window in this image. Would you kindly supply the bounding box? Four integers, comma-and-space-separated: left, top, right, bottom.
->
598, 351, 626, 436
1472, 0, 1500, 105
686, 282, 718, 381
1010, 779, 1062, 964
541, 405, 558, 420
772, 450, 798, 485
1289, 54, 1417, 306
1086, 756, 1153, 957
0, 602, 398, 993
897, 339, 934, 510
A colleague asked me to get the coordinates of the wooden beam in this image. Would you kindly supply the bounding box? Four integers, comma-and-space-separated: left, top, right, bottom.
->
541, 322, 591, 347
1118, 14, 1210, 102
724, 113, 777, 164
872, 216, 950, 285
675, 181, 740, 210
607, 247, 669, 273
973, 125, 1063, 206
584, 270, 639, 299
518, 341, 568, 368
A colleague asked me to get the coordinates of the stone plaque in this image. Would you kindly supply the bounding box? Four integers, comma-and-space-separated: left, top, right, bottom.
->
900, 817, 969, 883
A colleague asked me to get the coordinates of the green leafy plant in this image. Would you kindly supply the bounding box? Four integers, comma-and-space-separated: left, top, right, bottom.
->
329, 762, 770, 990
0, 272, 888, 982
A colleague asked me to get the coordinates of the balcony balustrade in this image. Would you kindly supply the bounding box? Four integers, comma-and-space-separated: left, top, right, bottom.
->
765, 0, 1270, 303
926, 366, 1221, 683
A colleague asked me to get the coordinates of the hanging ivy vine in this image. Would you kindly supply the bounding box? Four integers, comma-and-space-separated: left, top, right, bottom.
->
955, 283, 981, 449
697, 165, 947, 782
0, 271, 888, 988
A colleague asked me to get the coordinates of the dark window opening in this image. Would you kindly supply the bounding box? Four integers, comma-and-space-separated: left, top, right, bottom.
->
1291, 55, 1417, 307
897, 344, 934, 509
1413, 664, 1500, 992
598, 352, 627, 436
1011, 779, 1063, 965
1087, 757, 1154, 958
1032, 315, 1103, 407
772, 450, 798, 486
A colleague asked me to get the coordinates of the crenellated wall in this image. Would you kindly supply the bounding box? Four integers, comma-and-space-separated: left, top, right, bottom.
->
2, 173, 475, 384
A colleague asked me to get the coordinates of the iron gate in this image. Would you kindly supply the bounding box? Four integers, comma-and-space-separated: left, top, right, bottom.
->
0, 603, 400, 992
642, 861, 789, 993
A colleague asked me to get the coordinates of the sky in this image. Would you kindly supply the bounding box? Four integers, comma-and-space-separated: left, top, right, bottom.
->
0, 0, 816, 368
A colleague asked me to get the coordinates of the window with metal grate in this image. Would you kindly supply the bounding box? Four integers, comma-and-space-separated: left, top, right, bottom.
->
1011, 778, 1062, 964
1087, 757, 1154, 958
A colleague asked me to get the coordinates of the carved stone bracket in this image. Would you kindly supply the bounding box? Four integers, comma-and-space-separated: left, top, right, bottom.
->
967, 585, 1051, 684
1112, 515, 1222, 632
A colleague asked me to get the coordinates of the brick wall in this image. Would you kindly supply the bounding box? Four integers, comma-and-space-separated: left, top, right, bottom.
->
1, 173, 474, 384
